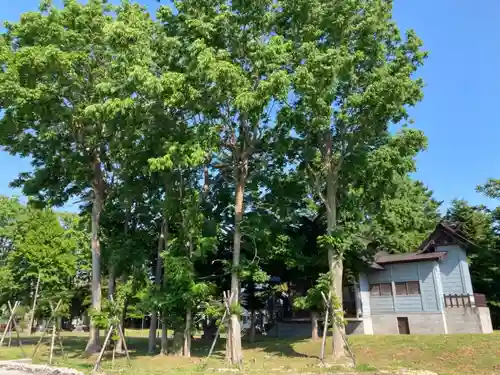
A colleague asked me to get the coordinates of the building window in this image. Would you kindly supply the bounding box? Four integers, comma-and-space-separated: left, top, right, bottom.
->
395, 281, 421, 296
370, 283, 392, 296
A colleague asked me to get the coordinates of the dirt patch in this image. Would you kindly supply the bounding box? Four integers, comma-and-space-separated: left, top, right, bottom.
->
455, 347, 475, 357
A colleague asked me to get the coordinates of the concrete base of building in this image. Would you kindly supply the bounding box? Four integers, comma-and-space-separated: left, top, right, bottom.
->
265, 306, 494, 338
445, 306, 493, 334
369, 306, 494, 335
266, 317, 374, 338
478, 307, 493, 333
345, 319, 363, 335
371, 312, 447, 334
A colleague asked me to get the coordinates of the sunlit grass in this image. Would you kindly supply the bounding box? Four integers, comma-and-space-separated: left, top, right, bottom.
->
1, 330, 499, 374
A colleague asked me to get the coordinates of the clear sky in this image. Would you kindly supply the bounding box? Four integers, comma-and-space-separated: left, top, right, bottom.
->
1, 0, 499, 211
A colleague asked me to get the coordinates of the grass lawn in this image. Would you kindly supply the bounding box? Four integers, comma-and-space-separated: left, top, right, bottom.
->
0, 330, 499, 374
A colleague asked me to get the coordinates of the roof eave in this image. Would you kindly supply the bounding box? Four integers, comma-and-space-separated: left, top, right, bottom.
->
376, 253, 447, 266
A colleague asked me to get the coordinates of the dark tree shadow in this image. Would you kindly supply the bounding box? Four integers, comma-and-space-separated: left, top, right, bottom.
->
20, 331, 316, 362
241, 335, 314, 359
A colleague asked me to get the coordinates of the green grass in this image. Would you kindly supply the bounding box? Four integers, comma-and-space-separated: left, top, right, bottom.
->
1, 330, 499, 374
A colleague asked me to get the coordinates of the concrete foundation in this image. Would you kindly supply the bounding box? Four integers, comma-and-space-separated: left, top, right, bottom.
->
266, 306, 493, 338
362, 316, 374, 335
445, 306, 493, 334
267, 317, 373, 338
478, 307, 493, 333
369, 306, 493, 335
372, 312, 447, 334
345, 319, 364, 335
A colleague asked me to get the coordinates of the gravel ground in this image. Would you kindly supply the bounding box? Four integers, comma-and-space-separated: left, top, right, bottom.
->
0, 361, 83, 375
0, 360, 437, 375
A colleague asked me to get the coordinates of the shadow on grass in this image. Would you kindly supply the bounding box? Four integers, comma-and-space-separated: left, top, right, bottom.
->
242, 336, 313, 359
21, 331, 314, 362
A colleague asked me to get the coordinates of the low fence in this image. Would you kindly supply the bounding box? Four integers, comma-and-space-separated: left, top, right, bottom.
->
444, 293, 487, 308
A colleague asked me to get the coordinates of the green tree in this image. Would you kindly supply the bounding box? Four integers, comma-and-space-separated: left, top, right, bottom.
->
446, 199, 500, 328
293, 273, 330, 340
278, 0, 427, 358
160, 0, 292, 363
7, 207, 76, 304
59, 212, 92, 322
0, 196, 24, 263
149, 131, 218, 356
367, 176, 441, 253
241, 266, 271, 343
477, 179, 500, 199
0, 0, 156, 353
0, 202, 89, 336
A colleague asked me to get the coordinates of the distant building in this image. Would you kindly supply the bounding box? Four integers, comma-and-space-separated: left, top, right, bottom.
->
270, 222, 493, 337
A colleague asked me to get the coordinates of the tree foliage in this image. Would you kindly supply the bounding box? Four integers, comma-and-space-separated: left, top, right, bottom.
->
0, 196, 88, 321
7, 0, 499, 364
446, 199, 500, 328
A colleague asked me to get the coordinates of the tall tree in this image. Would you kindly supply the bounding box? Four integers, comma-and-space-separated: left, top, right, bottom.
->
160, 0, 292, 363
0, 0, 156, 353
278, 0, 427, 358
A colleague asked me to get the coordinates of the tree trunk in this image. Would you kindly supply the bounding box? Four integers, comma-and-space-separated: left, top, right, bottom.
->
225, 323, 232, 363
116, 210, 129, 354
148, 219, 165, 354
184, 208, 193, 358
160, 316, 168, 355
115, 295, 127, 353
249, 309, 256, 343
203, 164, 210, 195
183, 308, 191, 357
172, 330, 183, 356
311, 311, 319, 340
108, 266, 115, 298
85, 160, 104, 355
161, 213, 169, 356
148, 311, 158, 353
29, 273, 40, 335
330, 260, 345, 358
227, 171, 244, 365
325, 144, 345, 360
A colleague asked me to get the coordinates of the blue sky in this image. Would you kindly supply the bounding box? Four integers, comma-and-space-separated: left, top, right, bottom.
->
1, 0, 499, 211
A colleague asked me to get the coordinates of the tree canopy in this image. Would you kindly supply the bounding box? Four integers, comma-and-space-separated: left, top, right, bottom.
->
0, 0, 497, 365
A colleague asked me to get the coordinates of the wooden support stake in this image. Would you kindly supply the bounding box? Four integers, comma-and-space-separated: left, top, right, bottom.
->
117, 322, 131, 364
49, 300, 65, 356
0, 301, 18, 346
108, 294, 131, 364
33, 328, 49, 357
57, 330, 65, 357
7, 321, 12, 347
339, 327, 356, 367
32, 300, 62, 358
93, 325, 114, 373
221, 291, 234, 364
320, 292, 330, 362
320, 291, 356, 367
7, 301, 26, 357
49, 324, 56, 365
29, 273, 41, 335
207, 308, 227, 359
